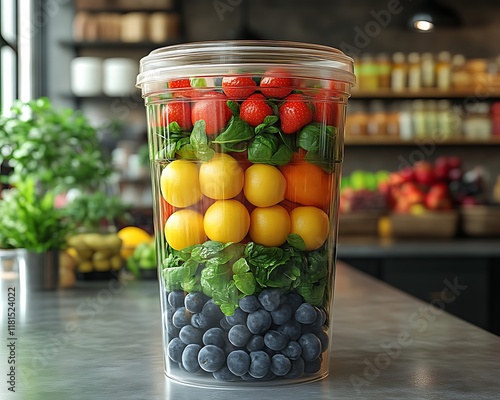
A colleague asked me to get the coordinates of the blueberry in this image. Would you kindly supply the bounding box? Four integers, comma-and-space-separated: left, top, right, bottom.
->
181, 344, 201, 373
249, 351, 271, 379
317, 329, 329, 353
277, 319, 301, 341
185, 292, 205, 314
247, 309, 272, 335
228, 324, 252, 347
165, 313, 180, 338
285, 357, 305, 379
239, 295, 261, 313
191, 313, 211, 330
263, 330, 288, 351
179, 325, 203, 345
294, 303, 317, 325
213, 365, 238, 382
202, 327, 226, 348
220, 317, 232, 331
198, 345, 225, 372
298, 333, 322, 361
283, 293, 303, 312
258, 289, 282, 312
167, 337, 186, 363
168, 291, 185, 308
304, 356, 322, 374
202, 299, 224, 322
246, 335, 264, 352
241, 373, 257, 382
172, 307, 192, 328
309, 307, 327, 329
271, 304, 292, 325
281, 341, 302, 360
225, 307, 248, 326
271, 354, 292, 376
227, 350, 251, 376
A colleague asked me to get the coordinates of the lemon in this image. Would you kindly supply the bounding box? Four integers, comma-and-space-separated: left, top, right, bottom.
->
249, 205, 291, 247
160, 160, 202, 208
290, 206, 329, 251
199, 153, 244, 200
204, 200, 250, 243
164, 209, 207, 251
117, 226, 152, 259
244, 164, 286, 207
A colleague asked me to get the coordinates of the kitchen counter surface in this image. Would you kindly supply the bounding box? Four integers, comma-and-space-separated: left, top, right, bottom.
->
1, 262, 499, 400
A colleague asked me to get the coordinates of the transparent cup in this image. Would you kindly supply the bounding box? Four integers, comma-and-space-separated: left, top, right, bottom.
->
136, 41, 355, 388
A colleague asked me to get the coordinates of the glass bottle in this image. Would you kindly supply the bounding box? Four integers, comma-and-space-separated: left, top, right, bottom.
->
407, 52, 422, 91
391, 52, 407, 92
425, 100, 439, 139
421, 52, 435, 88
359, 54, 378, 91
377, 53, 392, 89
399, 101, 413, 141
437, 100, 453, 140
367, 100, 387, 136
436, 51, 452, 91
411, 100, 426, 138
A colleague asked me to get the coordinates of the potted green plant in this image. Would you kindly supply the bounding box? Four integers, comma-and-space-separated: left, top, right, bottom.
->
0, 179, 69, 290
0, 97, 116, 286
0, 97, 113, 193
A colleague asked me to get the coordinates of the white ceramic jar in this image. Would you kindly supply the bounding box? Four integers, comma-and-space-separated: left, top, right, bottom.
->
71, 57, 102, 96
102, 58, 137, 96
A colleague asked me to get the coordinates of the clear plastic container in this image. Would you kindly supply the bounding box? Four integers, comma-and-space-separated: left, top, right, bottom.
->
136, 40, 355, 388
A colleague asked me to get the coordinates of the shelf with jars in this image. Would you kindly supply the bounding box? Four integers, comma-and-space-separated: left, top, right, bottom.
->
347, 52, 500, 146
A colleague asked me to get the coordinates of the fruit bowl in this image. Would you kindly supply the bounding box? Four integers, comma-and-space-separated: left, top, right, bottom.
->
461, 205, 500, 237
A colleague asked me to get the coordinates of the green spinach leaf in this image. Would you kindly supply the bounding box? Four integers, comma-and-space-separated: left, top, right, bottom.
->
212, 116, 255, 152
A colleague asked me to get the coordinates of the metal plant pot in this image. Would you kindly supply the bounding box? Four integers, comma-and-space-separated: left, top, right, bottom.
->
18, 250, 59, 291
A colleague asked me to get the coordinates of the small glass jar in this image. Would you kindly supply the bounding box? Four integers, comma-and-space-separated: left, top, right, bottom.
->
436, 100, 453, 139
391, 52, 407, 92
367, 101, 387, 136
463, 103, 492, 140
398, 101, 413, 141
407, 52, 422, 91
359, 54, 379, 91
411, 100, 426, 138
491, 102, 500, 136
421, 52, 435, 88
436, 51, 452, 90
377, 53, 392, 89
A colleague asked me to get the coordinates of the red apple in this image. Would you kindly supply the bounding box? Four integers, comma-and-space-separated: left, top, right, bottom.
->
414, 161, 435, 186
425, 183, 453, 210
447, 156, 462, 170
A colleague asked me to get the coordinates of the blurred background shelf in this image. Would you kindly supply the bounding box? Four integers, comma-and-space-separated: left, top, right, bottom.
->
345, 136, 500, 146
352, 88, 500, 100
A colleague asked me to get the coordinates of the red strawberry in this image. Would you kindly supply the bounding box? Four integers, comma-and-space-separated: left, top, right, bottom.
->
191, 91, 232, 135
279, 94, 313, 134
222, 76, 256, 99
260, 72, 293, 99
239, 93, 274, 127
313, 89, 340, 126
160, 101, 192, 130
168, 79, 192, 98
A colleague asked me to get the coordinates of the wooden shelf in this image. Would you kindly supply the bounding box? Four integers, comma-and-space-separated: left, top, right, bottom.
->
351, 88, 500, 100
345, 136, 500, 146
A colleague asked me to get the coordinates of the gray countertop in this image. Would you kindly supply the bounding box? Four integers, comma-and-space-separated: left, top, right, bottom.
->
1, 263, 499, 400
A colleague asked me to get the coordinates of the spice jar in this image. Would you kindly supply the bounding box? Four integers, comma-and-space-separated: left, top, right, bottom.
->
437, 100, 453, 140
367, 101, 387, 136
436, 51, 452, 90
377, 53, 392, 89
359, 54, 378, 91
391, 52, 407, 92
346, 103, 368, 136
386, 103, 400, 137
463, 102, 492, 140
399, 101, 413, 141
407, 52, 422, 91
491, 102, 500, 136
421, 52, 435, 88
412, 100, 426, 138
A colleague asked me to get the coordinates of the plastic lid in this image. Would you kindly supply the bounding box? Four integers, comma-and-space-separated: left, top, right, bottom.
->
136, 40, 356, 90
